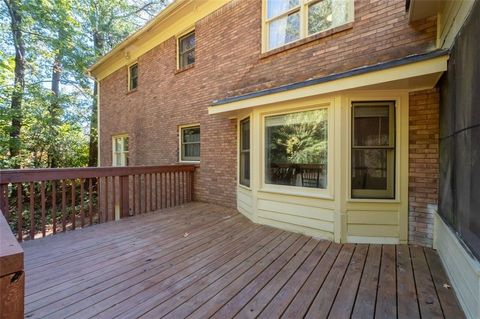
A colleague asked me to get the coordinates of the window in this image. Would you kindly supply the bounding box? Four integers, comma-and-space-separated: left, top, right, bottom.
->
265, 108, 328, 189
180, 125, 200, 162
178, 31, 195, 69
128, 63, 138, 91
265, 0, 353, 50
240, 118, 250, 187
113, 135, 129, 166
351, 102, 395, 199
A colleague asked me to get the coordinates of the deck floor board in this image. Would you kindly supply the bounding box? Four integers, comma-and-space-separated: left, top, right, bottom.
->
22, 202, 465, 319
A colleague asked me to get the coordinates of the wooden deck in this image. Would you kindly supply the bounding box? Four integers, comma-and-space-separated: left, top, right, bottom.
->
22, 202, 465, 319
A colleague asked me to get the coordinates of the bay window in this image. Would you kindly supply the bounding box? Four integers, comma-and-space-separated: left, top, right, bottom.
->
351, 102, 395, 199
265, 108, 328, 189
265, 0, 353, 50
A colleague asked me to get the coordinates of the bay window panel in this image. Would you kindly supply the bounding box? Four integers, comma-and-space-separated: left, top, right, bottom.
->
265, 109, 328, 189
268, 12, 301, 50
351, 102, 395, 199
240, 118, 250, 187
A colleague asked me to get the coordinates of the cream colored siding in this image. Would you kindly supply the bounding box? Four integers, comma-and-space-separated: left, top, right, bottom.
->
434, 214, 480, 319
237, 186, 254, 220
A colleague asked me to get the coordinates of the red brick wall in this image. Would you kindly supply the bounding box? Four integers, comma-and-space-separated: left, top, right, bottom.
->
99, 0, 437, 209
408, 89, 440, 246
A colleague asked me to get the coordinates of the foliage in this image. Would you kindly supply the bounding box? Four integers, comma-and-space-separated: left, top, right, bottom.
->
0, 0, 168, 169
267, 109, 328, 165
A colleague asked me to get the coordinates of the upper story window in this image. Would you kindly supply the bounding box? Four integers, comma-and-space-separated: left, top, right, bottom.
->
178, 31, 195, 69
113, 135, 129, 166
128, 63, 138, 91
180, 125, 200, 162
351, 102, 396, 199
265, 0, 354, 51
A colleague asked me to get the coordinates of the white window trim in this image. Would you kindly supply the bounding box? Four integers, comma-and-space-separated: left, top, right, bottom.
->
259, 101, 334, 199
238, 115, 252, 189
261, 0, 355, 52
179, 124, 200, 163
176, 27, 195, 70
127, 62, 138, 92
112, 134, 129, 167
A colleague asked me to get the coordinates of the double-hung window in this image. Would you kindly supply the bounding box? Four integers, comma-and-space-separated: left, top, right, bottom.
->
178, 31, 195, 69
180, 125, 200, 162
265, 108, 328, 189
265, 0, 353, 51
128, 63, 138, 91
351, 102, 396, 199
240, 118, 251, 187
113, 135, 129, 166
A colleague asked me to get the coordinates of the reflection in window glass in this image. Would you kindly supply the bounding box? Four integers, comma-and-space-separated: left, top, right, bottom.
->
265, 109, 328, 189
267, 0, 300, 19
308, 0, 350, 35
351, 102, 395, 199
113, 136, 129, 167
268, 12, 300, 50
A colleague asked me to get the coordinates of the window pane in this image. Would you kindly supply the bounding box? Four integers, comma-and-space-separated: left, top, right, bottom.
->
184, 143, 200, 158
267, 0, 299, 19
115, 152, 122, 166
123, 138, 129, 152
183, 127, 200, 143
354, 106, 390, 147
180, 32, 195, 52
181, 50, 195, 68
240, 118, 250, 187
130, 64, 138, 78
308, 0, 350, 35
115, 138, 122, 152
268, 11, 300, 50
352, 149, 392, 191
265, 109, 328, 189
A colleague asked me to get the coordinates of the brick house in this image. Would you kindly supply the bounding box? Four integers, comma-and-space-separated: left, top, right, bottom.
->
89, 0, 480, 317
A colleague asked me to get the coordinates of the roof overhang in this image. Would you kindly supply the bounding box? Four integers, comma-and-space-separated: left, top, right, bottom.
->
407, 0, 446, 23
89, 0, 231, 81
208, 50, 448, 115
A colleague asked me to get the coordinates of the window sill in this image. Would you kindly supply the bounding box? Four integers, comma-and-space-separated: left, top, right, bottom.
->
347, 198, 400, 204
237, 184, 252, 192
126, 88, 138, 96
175, 63, 195, 75
260, 22, 354, 59
259, 186, 333, 200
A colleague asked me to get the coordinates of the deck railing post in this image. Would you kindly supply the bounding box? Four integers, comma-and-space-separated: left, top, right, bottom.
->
0, 184, 8, 220
0, 211, 24, 319
119, 175, 130, 219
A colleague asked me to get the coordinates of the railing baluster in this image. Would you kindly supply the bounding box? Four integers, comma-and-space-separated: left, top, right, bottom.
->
0, 184, 8, 220
174, 171, 177, 207
29, 182, 34, 239
88, 178, 93, 226
154, 173, 158, 211
71, 180, 76, 230
132, 175, 136, 216
105, 177, 109, 222
144, 174, 147, 213
52, 180, 56, 235
112, 176, 116, 220
96, 178, 101, 223
17, 183, 23, 241
149, 174, 153, 212
62, 180, 66, 232
80, 179, 85, 228
40, 181, 46, 237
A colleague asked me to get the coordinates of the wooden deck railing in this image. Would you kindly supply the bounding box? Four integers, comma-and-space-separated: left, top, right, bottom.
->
0, 209, 24, 319
0, 165, 195, 241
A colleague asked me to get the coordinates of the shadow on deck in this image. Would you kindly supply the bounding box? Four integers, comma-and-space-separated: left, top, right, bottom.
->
22, 202, 465, 319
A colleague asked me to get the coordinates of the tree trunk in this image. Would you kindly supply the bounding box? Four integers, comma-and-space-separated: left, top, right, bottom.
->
5, 0, 25, 168
48, 53, 62, 168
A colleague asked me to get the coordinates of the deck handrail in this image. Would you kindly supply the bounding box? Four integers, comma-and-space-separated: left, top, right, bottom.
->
0, 165, 196, 242
0, 209, 24, 319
